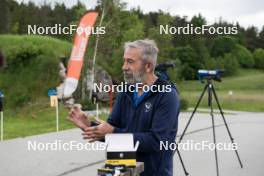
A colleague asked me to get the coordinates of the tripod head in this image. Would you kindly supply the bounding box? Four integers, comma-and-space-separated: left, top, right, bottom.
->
155, 63, 175, 72
155, 63, 175, 81
198, 69, 225, 83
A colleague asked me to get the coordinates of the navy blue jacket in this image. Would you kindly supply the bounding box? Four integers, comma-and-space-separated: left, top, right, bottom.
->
107, 78, 180, 176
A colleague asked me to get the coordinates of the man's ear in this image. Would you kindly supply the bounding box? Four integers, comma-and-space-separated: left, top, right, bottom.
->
145, 63, 153, 73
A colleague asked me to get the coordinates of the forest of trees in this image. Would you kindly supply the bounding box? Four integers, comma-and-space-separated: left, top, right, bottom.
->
0, 0, 264, 81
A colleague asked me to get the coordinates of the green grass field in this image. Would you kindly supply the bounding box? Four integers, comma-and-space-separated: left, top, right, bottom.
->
178, 69, 264, 112
2, 98, 74, 139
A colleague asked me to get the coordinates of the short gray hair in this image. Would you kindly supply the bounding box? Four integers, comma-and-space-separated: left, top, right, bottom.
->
124, 39, 159, 70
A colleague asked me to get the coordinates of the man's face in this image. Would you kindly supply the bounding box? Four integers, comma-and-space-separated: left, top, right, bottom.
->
122, 48, 146, 84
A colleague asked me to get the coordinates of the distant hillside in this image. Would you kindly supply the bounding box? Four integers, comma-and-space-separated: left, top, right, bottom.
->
0, 35, 72, 108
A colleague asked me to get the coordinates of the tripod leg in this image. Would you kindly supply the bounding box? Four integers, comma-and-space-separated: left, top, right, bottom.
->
178, 84, 208, 144
174, 84, 208, 175
211, 85, 243, 168
176, 144, 189, 176
210, 101, 220, 176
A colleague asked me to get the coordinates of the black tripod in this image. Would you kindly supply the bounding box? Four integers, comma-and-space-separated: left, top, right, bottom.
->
175, 78, 243, 176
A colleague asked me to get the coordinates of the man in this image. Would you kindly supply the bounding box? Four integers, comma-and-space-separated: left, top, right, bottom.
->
68, 39, 180, 176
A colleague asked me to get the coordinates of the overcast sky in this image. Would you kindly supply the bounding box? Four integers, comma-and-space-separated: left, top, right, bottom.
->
16, 0, 264, 30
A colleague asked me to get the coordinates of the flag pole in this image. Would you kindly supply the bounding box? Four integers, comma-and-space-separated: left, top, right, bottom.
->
56, 100, 59, 132
0, 111, 3, 141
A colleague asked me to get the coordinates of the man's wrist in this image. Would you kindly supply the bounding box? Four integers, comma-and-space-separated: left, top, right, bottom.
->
109, 125, 114, 133
81, 113, 92, 127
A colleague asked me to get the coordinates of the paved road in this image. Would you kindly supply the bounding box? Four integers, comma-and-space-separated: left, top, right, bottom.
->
0, 111, 264, 176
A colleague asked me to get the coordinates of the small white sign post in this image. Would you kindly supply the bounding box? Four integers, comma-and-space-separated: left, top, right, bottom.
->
56, 99, 59, 132
0, 111, 3, 141
0, 91, 4, 141
48, 89, 59, 132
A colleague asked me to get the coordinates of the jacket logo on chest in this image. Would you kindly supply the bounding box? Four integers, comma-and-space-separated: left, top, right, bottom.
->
144, 102, 152, 112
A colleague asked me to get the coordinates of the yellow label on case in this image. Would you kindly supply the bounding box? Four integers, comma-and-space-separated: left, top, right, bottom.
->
106, 159, 136, 166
